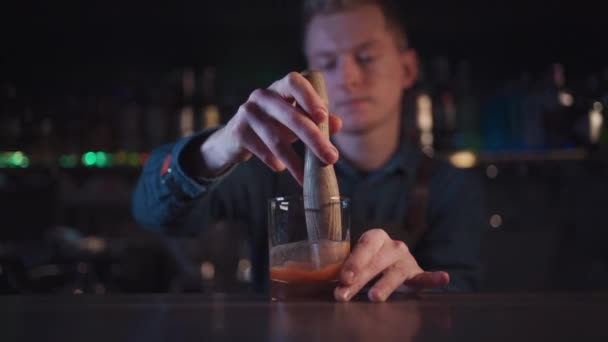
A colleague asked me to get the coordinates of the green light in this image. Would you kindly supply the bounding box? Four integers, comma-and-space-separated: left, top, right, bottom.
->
115, 151, 127, 166
20, 155, 29, 168
82, 152, 97, 167
127, 153, 140, 167
6, 152, 29, 168
10, 152, 24, 166
0, 153, 8, 168
95, 152, 109, 167
59, 154, 78, 168
0, 152, 29, 168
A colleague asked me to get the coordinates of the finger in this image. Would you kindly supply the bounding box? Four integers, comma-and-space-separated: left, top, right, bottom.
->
249, 102, 300, 145
239, 125, 286, 172
368, 258, 412, 302
403, 271, 450, 289
335, 230, 390, 302
269, 72, 328, 124
246, 106, 305, 185
369, 269, 449, 302
340, 230, 387, 285
336, 238, 405, 302
249, 89, 338, 165
328, 114, 342, 135
391, 271, 451, 295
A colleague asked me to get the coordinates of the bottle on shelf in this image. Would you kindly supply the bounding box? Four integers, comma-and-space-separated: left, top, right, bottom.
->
179, 68, 196, 139
542, 63, 577, 148
143, 73, 171, 151
119, 92, 142, 154
199, 66, 221, 130
430, 56, 457, 152
600, 67, 608, 144
454, 61, 480, 150
571, 71, 604, 147
0, 82, 22, 152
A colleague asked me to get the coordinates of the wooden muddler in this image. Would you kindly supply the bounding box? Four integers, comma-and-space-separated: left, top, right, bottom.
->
302, 71, 342, 255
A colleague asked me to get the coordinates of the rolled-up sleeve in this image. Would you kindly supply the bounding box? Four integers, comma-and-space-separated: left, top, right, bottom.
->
131, 128, 235, 232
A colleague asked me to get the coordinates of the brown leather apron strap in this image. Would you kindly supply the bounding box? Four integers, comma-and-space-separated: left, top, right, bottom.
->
405, 152, 434, 249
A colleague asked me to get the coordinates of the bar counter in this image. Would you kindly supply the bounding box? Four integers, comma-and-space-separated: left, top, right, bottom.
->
1, 293, 607, 341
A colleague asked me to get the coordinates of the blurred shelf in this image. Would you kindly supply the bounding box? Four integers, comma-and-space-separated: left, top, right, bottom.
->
478, 148, 587, 163
441, 148, 605, 169
1, 148, 606, 174
0, 151, 148, 170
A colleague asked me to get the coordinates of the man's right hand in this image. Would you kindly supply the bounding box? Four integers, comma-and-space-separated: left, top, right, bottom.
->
198, 72, 342, 185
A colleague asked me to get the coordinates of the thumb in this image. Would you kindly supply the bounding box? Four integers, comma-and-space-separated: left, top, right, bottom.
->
328, 114, 342, 135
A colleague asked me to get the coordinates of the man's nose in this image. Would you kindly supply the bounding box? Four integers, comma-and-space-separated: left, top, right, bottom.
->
338, 57, 363, 91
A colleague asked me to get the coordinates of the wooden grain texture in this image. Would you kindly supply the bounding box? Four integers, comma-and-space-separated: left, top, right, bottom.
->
302, 71, 342, 246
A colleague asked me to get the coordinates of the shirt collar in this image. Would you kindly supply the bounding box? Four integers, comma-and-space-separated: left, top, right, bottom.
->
334, 138, 422, 181
385, 141, 421, 176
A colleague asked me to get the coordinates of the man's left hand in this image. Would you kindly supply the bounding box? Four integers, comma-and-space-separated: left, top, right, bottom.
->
335, 228, 450, 302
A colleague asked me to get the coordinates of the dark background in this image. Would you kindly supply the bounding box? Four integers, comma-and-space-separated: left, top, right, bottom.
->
1, 0, 607, 295
2, 1, 606, 82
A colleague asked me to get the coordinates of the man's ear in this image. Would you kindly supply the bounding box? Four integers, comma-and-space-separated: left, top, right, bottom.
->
401, 48, 419, 90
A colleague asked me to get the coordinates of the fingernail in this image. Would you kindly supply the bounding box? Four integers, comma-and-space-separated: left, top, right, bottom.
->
435, 271, 449, 285
274, 161, 286, 171
338, 287, 350, 301
316, 108, 328, 121
368, 288, 384, 302
331, 145, 339, 158
342, 270, 354, 284
324, 146, 338, 164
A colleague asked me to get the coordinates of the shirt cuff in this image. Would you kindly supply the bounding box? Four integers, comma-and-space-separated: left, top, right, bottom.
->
165, 127, 236, 199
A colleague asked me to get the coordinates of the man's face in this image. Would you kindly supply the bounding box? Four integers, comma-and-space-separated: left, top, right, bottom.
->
304, 5, 416, 134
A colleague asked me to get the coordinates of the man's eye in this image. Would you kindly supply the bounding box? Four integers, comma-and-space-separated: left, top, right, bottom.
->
357, 54, 376, 64
317, 59, 336, 71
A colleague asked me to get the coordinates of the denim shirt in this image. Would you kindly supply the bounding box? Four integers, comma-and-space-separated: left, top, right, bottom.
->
132, 128, 483, 293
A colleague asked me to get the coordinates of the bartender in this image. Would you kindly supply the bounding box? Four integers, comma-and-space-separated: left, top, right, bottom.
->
133, 0, 483, 301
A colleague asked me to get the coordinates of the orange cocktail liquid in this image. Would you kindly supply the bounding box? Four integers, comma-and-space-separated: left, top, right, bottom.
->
270, 261, 344, 301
